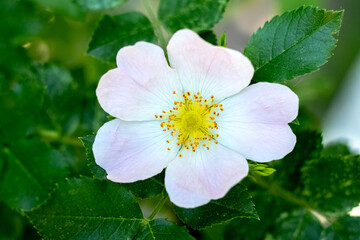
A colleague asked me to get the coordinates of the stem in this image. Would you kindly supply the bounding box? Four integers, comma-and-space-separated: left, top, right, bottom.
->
148, 196, 168, 220
252, 175, 331, 226
142, 0, 167, 49
253, 176, 311, 209
38, 129, 83, 147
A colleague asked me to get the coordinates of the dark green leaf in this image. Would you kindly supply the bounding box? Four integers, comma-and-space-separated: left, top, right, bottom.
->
80, 134, 165, 198
271, 130, 323, 191
27, 177, 144, 240
200, 31, 218, 45
321, 216, 360, 240
0, 139, 69, 211
123, 171, 165, 199
272, 210, 323, 240
245, 7, 343, 83
224, 181, 294, 240
0, 202, 25, 240
322, 142, 352, 157
74, 0, 127, 10
88, 12, 156, 63
136, 219, 195, 240
302, 155, 360, 214
158, 0, 230, 33
80, 134, 107, 180
174, 184, 258, 229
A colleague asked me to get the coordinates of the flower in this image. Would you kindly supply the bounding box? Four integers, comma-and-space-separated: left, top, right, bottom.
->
93, 29, 298, 208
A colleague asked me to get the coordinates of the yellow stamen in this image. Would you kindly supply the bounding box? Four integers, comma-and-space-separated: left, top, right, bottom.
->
156, 91, 222, 154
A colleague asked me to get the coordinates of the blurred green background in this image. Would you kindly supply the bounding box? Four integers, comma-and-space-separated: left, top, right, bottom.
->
0, 0, 359, 239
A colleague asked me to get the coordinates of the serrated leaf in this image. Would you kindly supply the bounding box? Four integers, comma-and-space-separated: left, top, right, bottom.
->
321, 216, 360, 240
136, 219, 195, 240
0, 139, 69, 211
174, 184, 258, 230
27, 177, 144, 240
271, 130, 323, 191
88, 12, 156, 63
80, 134, 165, 198
74, 0, 127, 10
200, 30, 218, 45
245, 7, 343, 83
272, 210, 323, 240
158, 0, 230, 33
80, 135, 107, 180
302, 155, 360, 214
123, 171, 165, 199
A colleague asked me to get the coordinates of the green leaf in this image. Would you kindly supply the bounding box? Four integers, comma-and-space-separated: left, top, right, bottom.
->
174, 184, 258, 229
321, 216, 360, 240
272, 210, 323, 240
136, 219, 195, 240
0, 140, 69, 211
200, 30, 218, 45
88, 12, 157, 63
80, 134, 165, 198
80, 135, 107, 180
27, 177, 144, 240
219, 33, 227, 47
224, 182, 294, 240
0, 202, 25, 240
74, 0, 127, 10
249, 162, 276, 177
123, 171, 165, 199
271, 130, 323, 191
302, 155, 360, 214
158, 0, 230, 33
244, 7, 343, 83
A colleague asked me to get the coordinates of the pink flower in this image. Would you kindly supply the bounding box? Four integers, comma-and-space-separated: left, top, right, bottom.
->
93, 29, 298, 208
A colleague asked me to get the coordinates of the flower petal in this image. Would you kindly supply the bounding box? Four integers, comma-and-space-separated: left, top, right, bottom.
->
96, 42, 182, 121
217, 82, 298, 162
93, 119, 178, 182
165, 144, 249, 208
167, 29, 254, 101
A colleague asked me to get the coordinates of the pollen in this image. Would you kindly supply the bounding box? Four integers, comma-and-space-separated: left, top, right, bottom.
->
155, 91, 222, 156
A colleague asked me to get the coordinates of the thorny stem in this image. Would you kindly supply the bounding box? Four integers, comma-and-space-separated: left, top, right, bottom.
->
38, 129, 83, 147
252, 175, 331, 227
147, 196, 168, 220
142, 0, 167, 50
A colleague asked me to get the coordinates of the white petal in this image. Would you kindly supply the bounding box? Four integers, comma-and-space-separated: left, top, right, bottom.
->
167, 29, 254, 101
165, 144, 249, 208
96, 42, 182, 121
217, 82, 298, 162
93, 119, 178, 182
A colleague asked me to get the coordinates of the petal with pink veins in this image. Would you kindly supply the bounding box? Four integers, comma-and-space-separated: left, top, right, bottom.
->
96, 42, 182, 121
93, 119, 178, 183
167, 29, 254, 101
165, 143, 249, 208
217, 82, 298, 162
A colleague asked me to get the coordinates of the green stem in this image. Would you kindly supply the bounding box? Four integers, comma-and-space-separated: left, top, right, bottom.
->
252, 175, 330, 225
38, 129, 83, 147
142, 0, 167, 49
252, 176, 311, 209
148, 196, 168, 220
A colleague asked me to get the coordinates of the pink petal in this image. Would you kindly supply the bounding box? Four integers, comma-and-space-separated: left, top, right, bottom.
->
217, 82, 298, 162
165, 144, 249, 208
167, 29, 254, 101
96, 42, 182, 121
93, 119, 178, 182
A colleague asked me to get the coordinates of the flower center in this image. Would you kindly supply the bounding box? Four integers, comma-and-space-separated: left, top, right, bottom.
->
155, 91, 223, 157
